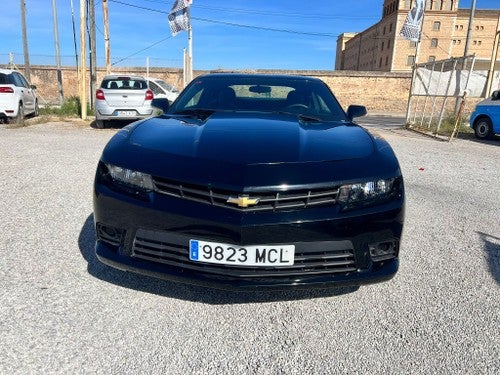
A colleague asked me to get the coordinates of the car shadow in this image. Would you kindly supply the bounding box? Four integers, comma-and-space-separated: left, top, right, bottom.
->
89, 119, 137, 129
457, 132, 500, 145
78, 214, 359, 304
477, 232, 500, 285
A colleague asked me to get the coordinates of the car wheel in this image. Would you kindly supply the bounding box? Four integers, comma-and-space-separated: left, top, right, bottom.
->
11, 104, 24, 124
96, 119, 106, 129
474, 118, 493, 139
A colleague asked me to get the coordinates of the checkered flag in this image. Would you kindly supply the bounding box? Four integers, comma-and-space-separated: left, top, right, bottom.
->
400, 0, 425, 42
168, 0, 192, 36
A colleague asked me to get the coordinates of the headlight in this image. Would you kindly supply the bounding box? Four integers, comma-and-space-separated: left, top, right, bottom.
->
337, 177, 399, 210
106, 164, 154, 192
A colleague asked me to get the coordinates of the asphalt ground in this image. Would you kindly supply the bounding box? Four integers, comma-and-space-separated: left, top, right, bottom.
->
0, 121, 498, 374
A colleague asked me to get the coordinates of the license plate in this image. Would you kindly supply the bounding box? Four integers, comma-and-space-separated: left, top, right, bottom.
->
116, 110, 136, 117
189, 240, 295, 267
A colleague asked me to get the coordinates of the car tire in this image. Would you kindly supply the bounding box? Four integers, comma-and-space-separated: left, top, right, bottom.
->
11, 104, 24, 124
474, 117, 493, 139
96, 119, 106, 129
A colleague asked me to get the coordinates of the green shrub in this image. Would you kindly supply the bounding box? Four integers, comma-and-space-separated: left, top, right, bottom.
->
40, 97, 94, 117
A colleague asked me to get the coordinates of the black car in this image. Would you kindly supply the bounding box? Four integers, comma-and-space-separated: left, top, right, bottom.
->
93, 74, 405, 290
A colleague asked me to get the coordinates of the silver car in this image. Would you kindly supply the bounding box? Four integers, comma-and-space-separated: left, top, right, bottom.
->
95, 74, 154, 129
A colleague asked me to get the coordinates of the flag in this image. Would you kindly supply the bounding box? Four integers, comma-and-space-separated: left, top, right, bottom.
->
400, 0, 426, 42
168, 0, 192, 36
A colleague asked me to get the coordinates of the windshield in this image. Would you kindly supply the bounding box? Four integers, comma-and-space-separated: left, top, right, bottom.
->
156, 80, 179, 93
169, 75, 347, 122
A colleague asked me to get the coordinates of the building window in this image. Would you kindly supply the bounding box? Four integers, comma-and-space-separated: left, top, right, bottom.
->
429, 56, 436, 62
379, 58, 383, 68
389, 23, 393, 33
407, 55, 416, 66
381, 42, 385, 51
383, 26, 386, 35
478, 40, 482, 46
410, 40, 418, 48
460, 25, 464, 30
388, 40, 391, 49
433, 21, 441, 31
385, 56, 389, 66
431, 38, 439, 48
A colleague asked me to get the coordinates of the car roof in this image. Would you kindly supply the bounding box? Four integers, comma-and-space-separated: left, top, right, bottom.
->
0, 68, 18, 75
195, 73, 323, 83
103, 74, 146, 80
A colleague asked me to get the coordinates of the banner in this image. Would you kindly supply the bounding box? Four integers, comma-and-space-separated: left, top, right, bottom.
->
400, 0, 426, 42
168, 0, 192, 36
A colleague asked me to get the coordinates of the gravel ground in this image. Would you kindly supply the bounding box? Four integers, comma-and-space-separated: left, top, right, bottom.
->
0, 122, 498, 374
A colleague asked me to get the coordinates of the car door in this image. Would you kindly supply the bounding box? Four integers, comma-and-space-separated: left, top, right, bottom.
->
14, 72, 36, 114
487, 95, 500, 133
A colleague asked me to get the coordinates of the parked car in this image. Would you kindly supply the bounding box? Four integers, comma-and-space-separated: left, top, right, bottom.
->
146, 77, 179, 103
94, 74, 154, 129
0, 68, 38, 124
470, 90, 500, 139
93, 73, 405, 290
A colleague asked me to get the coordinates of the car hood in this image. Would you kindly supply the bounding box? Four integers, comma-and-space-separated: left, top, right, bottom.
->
102, 112, 400, 188
129, 112, 374, 163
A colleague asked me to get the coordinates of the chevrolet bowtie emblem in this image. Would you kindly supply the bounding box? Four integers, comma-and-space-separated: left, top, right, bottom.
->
227, 195, 260, 208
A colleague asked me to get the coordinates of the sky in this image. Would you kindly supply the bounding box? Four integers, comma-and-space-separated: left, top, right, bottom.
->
1, 0, 499, 71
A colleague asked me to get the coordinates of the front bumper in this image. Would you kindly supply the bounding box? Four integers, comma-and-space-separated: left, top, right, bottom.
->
93, 184, 404, 291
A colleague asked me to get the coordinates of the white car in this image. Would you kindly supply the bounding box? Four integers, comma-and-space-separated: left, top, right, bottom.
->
95, 74, 154, 129
0, 68, 39, 124
146, 77, 179, 103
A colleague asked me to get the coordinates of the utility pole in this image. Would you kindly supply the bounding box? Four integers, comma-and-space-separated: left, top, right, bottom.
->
102, 0, 111, 74
79, 0, 87, 119
52, 0, 64, 105
464, 0, 477, 57
89, 0, 97, 109
485, 25, 500, 97
20, 0, 31, 81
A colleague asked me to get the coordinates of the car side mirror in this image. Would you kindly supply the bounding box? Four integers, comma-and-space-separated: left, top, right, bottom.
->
151, 98, 170, 115
346, 105, 367, 120
491, 90, 500, 101
30, 84, 37, 90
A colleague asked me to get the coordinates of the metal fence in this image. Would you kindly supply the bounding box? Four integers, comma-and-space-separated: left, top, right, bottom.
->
405, 55, 500, 137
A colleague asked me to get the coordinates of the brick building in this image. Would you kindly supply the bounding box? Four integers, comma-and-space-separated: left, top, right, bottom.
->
335, 0, 500, 72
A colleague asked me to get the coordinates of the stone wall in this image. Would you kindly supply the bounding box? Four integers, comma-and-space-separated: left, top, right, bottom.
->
5, 65, 413, 113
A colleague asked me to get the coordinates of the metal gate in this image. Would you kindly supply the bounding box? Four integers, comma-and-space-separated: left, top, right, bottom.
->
405, 55, 478, 136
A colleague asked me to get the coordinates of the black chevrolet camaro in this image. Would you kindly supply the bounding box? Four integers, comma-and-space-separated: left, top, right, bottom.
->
93, 74, 405, 290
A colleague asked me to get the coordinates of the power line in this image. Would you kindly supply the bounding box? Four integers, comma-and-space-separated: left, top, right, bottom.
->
107, 0, 337, 37
140, 0, 379, 20
111, 35, 173, 66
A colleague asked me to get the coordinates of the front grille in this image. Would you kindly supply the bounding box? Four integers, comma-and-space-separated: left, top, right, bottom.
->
153, 177, 340, 212
131, 230, 357, 279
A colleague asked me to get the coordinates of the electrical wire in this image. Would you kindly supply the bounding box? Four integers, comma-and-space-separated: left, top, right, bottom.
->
107, 0, 337, 37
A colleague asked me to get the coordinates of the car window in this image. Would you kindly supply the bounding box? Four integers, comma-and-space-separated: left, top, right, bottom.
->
148, 81, 163, 95
156, 80, 178, 93
0, 73, 13, 85
169, 76, 347, 121
13, 72, 29, 88
101, 78, 147, 90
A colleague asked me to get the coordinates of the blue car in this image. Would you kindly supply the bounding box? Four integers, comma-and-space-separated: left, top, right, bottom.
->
470, 90, 500, 139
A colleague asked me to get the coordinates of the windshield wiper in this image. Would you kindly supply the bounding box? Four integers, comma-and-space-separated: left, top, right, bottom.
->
172, 108, 216, 120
